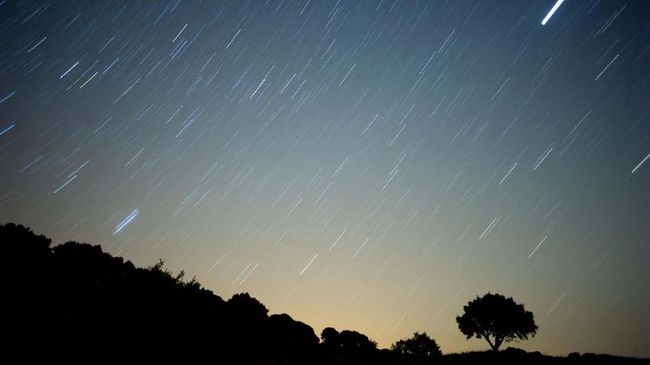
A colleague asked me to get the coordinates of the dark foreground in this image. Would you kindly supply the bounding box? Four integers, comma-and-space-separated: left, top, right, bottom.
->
2, 223, 647, 364
441, 350, 648, 365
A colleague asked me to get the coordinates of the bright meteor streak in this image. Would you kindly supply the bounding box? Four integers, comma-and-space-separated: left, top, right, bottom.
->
541, 0, 565, 26
113, 209, 140, 235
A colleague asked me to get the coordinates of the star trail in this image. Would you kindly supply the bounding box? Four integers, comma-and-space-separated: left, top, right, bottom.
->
0, 0, 649, 357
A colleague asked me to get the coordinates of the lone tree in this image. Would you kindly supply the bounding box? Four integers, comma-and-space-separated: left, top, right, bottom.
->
392, 332, 442, 363
456, 293, 537, 352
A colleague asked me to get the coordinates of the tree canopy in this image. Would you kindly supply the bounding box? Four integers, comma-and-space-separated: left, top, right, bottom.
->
456, 293, 538, 352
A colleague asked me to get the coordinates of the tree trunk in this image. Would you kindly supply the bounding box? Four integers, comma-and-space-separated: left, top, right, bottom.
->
494, 336, 503, 352
484, 334, 498, 352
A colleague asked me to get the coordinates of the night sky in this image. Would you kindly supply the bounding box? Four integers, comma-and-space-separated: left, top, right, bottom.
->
1, 0, 649, 357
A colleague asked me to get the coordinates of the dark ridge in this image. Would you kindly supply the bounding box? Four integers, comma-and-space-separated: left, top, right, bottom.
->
2, 222, 647, 364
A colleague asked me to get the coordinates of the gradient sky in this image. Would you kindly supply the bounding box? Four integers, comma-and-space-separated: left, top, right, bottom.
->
1, 0, 649, 357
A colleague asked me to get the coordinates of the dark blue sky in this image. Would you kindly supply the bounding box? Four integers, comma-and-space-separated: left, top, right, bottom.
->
1, 0, 649, 356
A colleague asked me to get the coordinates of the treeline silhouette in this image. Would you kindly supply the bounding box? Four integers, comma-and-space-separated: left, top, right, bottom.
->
1, 223, 646, 364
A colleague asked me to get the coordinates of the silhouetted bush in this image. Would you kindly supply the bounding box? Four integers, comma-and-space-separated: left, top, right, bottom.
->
392, 331, 442, 364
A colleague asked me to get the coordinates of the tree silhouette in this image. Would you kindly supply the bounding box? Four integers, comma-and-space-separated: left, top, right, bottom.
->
338, 329, 378, 355
266, 313, 319, 361
227, 292, 269, 321
321, 327, 339, 343
456, 293, 537, 352
320, 326, 378, 358
0, 222, 321, 362
392, 331, 442, 363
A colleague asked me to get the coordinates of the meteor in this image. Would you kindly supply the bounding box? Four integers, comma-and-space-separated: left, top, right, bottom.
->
541, 0, 565, 26
113, 209, 140, 235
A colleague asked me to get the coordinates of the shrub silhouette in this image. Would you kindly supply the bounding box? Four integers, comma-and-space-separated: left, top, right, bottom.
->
391, 331, 442, 363
456, 293, 537, 352
321, 327, 341, 347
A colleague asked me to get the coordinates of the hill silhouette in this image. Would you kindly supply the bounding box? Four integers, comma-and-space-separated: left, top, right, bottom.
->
2, 222, 647, 364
